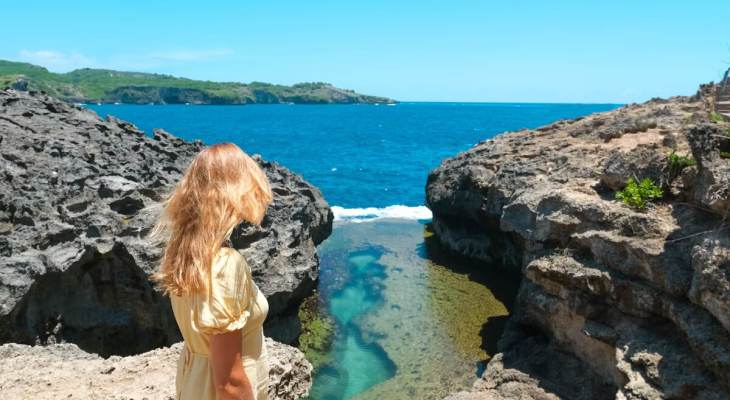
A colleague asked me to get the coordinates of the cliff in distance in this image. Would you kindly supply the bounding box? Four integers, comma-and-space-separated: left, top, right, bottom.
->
0, 59, 397, 105
427, 84, 730, 399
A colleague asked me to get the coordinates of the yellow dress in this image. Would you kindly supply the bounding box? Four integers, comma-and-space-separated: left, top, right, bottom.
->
170, 247, 270, 400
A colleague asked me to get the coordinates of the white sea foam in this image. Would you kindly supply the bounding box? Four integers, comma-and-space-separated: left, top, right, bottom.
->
331, 205, 432, 222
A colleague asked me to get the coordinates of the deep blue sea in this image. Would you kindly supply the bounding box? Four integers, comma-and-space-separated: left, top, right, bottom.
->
86, 102, 620, 219
86, 101, 621, 399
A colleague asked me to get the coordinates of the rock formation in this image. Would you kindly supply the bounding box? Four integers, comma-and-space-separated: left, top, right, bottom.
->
428, 85, 730, 399
0, 59, 397, 105
0, 337, 312, 400
0, 88, 333, 358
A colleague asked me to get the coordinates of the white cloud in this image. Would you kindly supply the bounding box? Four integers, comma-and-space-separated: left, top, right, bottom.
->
10, 48, 235, 73
17, 50, 98, 72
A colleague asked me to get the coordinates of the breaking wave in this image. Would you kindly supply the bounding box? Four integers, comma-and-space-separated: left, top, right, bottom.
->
331, 205, 432, 222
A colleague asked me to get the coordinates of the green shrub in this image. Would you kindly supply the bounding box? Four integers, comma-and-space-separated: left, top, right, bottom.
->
711, 112, 725, 122
616, 178, 663, 210
721, 151, 730, 159
666, 150, 696, 181
683, 114, 693, 120
667, 150, 696, 168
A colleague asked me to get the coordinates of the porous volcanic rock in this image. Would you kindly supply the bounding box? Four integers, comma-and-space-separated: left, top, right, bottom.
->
0, 337, 312, 400
0, 88, 333, 356
428, 85, 730, 399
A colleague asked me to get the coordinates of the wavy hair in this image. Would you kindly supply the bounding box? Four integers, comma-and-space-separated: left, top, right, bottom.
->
150, 142, 273, 296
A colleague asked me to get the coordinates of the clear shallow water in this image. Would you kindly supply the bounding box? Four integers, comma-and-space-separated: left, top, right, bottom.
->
313, 249, 397, 400
309, 220, 520, 400
86, 102, 621, 216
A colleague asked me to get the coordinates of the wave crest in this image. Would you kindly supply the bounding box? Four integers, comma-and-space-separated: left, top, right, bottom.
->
331, 205, 432, 222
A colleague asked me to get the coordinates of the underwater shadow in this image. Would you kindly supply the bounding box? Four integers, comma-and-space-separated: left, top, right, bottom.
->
417, 222, 522, 311
479, 315, 511, 358
418, 222, 522, 373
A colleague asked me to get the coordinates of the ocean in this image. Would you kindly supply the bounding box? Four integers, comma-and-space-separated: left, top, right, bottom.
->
86, 101, 621, 399
86, 102, 620, 220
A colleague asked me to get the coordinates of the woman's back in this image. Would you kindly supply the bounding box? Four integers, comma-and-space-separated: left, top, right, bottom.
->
170, 247, 269, 400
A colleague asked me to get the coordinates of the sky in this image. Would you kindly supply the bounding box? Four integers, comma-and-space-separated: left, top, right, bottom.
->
2, 0, 729, 103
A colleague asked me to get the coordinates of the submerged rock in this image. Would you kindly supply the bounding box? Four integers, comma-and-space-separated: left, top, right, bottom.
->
0, 88, 333, 356
427, 85, 730, 399
0, 337, 312, 400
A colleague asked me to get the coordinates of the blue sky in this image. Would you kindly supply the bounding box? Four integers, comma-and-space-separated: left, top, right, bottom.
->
2, 0, 729, 103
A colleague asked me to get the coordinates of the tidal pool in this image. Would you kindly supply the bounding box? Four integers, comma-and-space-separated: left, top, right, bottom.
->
301, 219, 520, 400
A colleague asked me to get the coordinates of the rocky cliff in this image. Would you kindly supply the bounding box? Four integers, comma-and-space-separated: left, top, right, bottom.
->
100, 84, 395, 105
0, 88, 333, 360
427, 85, 730, 399
0, 60, 397, 105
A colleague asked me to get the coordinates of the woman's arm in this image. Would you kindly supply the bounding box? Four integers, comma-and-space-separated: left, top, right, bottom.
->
209, 329, 255, 400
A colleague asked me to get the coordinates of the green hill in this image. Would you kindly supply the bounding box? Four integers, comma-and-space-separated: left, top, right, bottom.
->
0, 60, 396, 105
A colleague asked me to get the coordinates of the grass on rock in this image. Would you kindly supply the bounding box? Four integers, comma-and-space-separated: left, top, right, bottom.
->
616, 178, 663, 211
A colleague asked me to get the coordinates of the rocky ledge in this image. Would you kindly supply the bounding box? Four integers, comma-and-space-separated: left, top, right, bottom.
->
427, 84, 730, 399
0, 337, 312, 400
0, 88, 333, 360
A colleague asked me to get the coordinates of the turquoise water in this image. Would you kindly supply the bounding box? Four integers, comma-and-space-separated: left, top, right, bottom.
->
306, 221, 521, 400
312, 249, 397, 400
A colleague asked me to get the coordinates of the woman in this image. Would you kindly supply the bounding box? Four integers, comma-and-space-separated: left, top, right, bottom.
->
151, 142, 273, 400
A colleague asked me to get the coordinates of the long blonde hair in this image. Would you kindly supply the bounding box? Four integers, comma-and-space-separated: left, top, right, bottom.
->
150, 142, 273, 296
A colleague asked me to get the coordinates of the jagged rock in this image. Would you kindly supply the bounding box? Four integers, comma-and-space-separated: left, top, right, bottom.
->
0, 89, 333, 356
523, 258, 729, 398
445, 321, 614, 400
0, 337, 312, 400
267, 337, 314, 400
427, 85, 730, 399
595, 117, 658, 142
599, 146, 668, 190
10, 76, 28, 91
687, 123, 730, 214
689, 239, 730, 334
